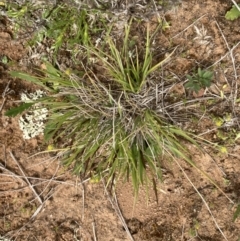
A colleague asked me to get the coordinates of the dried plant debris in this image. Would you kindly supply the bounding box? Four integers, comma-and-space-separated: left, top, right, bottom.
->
193, 25, 212, 46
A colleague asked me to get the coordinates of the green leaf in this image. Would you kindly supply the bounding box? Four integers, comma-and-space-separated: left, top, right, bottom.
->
233, 204, 240, 222
44, 112, 74, 142
10, 71, 52, 91
44, 122, 58, 142
201, 78, 211, 87
184, 81, 193, 89
225, 5, 240, 21
197, 68, 202, 77
184, 81, 201, 93
235, 132, 240, 141
202, 71, 213, 79
44, 61, 62, 77
186, 75, 193, 81
5, 102, 34, 117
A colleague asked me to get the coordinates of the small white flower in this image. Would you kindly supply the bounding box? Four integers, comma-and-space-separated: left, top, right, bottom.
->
25, 114, 33, 122
0, 236, 13, 241
95, 38, 101, 47
128, 51, 133, 58
19, 90, 48, 140
20, 93, 30, 101
89, 57, 97, 64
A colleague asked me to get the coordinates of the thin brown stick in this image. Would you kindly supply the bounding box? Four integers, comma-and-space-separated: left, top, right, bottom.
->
181, 222, 185, 241
31, 187, 56, 220
174, 158, 229, 241
0, 163, 25, 185
172, 14, 207, 39
29, 164, 59, 204
214, 21, 237, 79
207, 41, 240, 68
2, 144, 7, 166
92, 216, 97, 241
214, 20, 239, 128
102, 179, 135, 241
80, 178, 85, 222
0, 80, 12, 113
0, 173, 81, 186
5, 187, 57, 240
9, 151, 43, 205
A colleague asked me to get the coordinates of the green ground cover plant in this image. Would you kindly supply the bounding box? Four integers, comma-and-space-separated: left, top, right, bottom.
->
225, 4, 240, 21
7, 18, 208, 196
2, 1, 240, 238
184, 68, 213, 93
4, 3, 234, 205
5, 1, 105, 64
29, 5, 93, 59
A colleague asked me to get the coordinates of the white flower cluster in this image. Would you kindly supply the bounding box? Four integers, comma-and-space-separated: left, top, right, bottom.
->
19, 90, 48, 140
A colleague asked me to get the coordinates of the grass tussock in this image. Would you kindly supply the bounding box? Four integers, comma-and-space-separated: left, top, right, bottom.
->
10, 19, 205, 195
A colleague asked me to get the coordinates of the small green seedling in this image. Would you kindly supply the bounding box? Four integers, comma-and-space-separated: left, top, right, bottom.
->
1, 56, 8, 64
225, 4, 240, 21
161, 19, 170, 31
184, 68, 213, 93
189, 219, 200, 237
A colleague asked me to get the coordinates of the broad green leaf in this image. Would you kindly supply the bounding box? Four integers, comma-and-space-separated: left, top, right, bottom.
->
186, 75, 193, 81
202, 71, 213, 79
225, 5, 240, 21
198, 68, 202, 76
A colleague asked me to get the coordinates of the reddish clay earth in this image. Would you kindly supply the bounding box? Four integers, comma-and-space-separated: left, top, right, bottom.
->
0, 0, 240, 241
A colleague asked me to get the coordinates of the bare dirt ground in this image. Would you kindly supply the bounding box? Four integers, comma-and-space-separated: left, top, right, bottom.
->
1, 0, 240, 240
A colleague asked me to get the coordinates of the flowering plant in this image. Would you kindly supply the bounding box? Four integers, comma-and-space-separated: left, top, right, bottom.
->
18, 90, 48, 139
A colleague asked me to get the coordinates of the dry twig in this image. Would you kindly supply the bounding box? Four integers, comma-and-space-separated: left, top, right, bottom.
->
0, 173, 79, 186
102, 179, 135, 241
214, 20, 239, 128
92, 217, 97, 241
30, 164, 59, 204
174, 158, 229, 241
80, 178, 85, 221
9, 151, 43, 205
0, 80, 12, 113
172, 14, 207, 39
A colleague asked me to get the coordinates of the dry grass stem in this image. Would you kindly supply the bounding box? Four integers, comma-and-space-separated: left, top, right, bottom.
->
0, 163, 24, 185
214, 21, 239, 129
174, 158, 229, 241
30, 164, 59, 204
92, 217, 97, 241
102, 179, 135, 241
0, 80, 11, 112
9, 151, 43, 205
208, 41, 240, 68
2, 144, 7, 166
80, 179, 85, 221
172, 14, 207, 39
0, 173, 80, 186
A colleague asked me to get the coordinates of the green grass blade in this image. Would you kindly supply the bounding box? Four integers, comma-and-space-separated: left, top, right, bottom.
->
5, 102, 34, 117
10, 71, 52, 91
